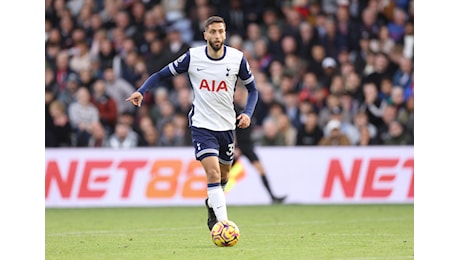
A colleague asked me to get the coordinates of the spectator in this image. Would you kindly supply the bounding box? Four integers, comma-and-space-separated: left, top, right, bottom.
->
46, 41, 62, 70
358, 7, 380, 40
277, 113, 297, 146
335, 4, 360, 52
402, 20, 414, 59
329, 74, 346, 96
155, 100, 177, 135
376, 104, 397, 144
370, 25, 395, 55
253, 38, 273, 74
145, 38, 171, 74
323, 105, 359, 145
403, 95, 414, 136
137, 115, 159, 147
75, 2, 94, 33
281, 90, 302, 128
392, 57, 413, 97
45, 83, 56, 147
318, 17, 340, 60
59, 14, 75, 49
57, 73, 80, 108
102, 66, 136, 115
55, 51, 77, 93
266, 59, 284, 91
260, 8, 282, 37
114, 10, 137, 39
118, 50, 141, 86
243, 23, 265, 59
149, 86, 170, 125
297, 21, 319, 63
338, 90, 360, 122
157, 119, 185, 147
318, 93, 342, 128
308, 44, 327, 79
252, 81, 278, 127
129, 1, 147, 45
378, 76, 393, 103
172, 112, 192, 146
338, 53, 354, 77
360, 81, 387, 128
344, 71, 363, 102
98, 38, 117, 70
321, 57, 338, 90
88, 122, 109, 147
224, 0, 247, 36
281, 6, 302, 38
364, 51, 393, 88
140, 126, 159, 147
259, 116, 286, 146
108, 122, 139, 149
47, 99, 73, 147
165, 25, 190, 61
91, 79, 118, 133
173, 84, 193, 116
296, 110, 323, 146
383, 120, 413, 145
68, 87, 100, 147
318, 119, 351, 146
266, 24, 284, 62
89, 28, 107, 61
186, 2, 210, 43
389, 86, 410, 126
357, 125, 381, 146
69, 40, 92, 73
352, 110, 378, 141
88, 14, 105, 43
45, 66, 60, 97
387, 7, 407, 44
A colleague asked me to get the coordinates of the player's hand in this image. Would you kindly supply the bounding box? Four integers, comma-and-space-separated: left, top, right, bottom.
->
126, 91, 143, 107
236, 113, 251, 128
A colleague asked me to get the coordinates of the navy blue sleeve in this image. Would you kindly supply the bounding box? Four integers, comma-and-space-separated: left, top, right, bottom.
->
237, 55, 258, 118
137, 51, 190, 96
242, 81, 258, 118
238, 56, 259, 118
137, 66, 173, 96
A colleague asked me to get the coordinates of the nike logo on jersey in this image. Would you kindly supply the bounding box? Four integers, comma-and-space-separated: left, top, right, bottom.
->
197, 68, 206, 71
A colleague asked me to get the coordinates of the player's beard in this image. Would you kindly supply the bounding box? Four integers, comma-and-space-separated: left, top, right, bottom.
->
209, 41, 223, 52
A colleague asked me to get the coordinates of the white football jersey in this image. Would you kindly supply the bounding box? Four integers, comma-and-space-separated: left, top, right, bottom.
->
168, 45, 254, 131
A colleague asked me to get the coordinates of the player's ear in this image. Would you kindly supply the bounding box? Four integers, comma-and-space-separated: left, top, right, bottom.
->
203, 31, 207, 41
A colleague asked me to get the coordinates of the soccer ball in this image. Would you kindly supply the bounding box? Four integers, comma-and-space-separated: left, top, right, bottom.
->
210, 220, 240, 247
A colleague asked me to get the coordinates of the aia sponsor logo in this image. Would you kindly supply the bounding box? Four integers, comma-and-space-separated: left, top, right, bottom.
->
199, 79, 228, 92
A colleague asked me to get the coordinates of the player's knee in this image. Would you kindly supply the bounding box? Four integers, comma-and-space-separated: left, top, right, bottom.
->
206, 169, 221, 182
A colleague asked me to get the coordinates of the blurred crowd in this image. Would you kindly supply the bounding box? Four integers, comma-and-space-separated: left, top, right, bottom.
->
45, 0, 414, 148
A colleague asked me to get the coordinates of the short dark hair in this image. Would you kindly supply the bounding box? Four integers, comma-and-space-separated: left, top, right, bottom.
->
204, 16, 226, 30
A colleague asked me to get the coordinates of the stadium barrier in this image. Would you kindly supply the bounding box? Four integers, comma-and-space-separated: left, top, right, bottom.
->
45, 146, 413, 207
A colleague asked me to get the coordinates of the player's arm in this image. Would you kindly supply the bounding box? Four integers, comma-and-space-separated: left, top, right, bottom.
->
236, 56, 258, 128
126, 52, 190, 107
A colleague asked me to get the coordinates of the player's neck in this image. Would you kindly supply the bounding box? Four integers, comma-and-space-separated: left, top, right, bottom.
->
206, 46, 224, 59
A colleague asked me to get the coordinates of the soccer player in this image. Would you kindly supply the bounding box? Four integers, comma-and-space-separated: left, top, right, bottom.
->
126, 16, 258, 231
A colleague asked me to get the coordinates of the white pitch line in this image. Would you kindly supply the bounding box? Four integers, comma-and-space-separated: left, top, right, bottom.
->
47, 217, 412, 237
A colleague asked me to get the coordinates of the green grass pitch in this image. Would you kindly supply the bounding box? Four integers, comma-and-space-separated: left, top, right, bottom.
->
46, 204, 413, 260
